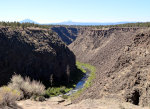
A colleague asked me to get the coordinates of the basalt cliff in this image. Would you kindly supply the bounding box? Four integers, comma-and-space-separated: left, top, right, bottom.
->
0, 27, 76, 86
69, 27, 150, 106
51, 26, 79, 45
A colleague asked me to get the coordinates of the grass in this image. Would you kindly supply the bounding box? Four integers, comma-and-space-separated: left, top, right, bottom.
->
45, 61, 96, 99
0, 61, 95, 103
45, 86, 72, 97
76, 61, 96, 88
70, 61, 96, 100
76, 61, 86, 73
0, 61, 95, 106
44, 61, 86, 98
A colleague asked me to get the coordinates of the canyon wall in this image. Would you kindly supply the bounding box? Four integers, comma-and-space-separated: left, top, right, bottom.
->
0, 27, 76, 86
51, 26, 79, 45
69, 27, 150, 106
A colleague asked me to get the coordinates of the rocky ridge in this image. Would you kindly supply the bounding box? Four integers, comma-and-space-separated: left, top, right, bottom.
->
69, 27, 150, 106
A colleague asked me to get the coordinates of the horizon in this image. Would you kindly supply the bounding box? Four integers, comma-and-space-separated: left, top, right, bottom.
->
18, 19, 139, 24
0, 19, 149, 24
0, 0, 150, 23
19, 19, 149, 24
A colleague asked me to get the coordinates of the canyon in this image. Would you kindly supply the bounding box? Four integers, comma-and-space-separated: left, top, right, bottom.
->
0, 25, 150, 109
38, 26, 150, 107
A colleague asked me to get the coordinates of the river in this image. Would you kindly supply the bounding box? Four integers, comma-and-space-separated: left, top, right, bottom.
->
65, 66, 91, 96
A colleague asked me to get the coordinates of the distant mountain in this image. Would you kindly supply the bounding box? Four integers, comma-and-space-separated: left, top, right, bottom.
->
20, 19, 38, 24
20, 19, 135, 26
52, 21, 135, 26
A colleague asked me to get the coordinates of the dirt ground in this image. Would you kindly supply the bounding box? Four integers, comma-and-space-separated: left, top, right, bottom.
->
16, 97, 149, 109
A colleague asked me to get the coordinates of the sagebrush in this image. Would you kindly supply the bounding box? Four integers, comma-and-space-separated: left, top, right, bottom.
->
0, 86, 22, 107
8, 74, 45, 98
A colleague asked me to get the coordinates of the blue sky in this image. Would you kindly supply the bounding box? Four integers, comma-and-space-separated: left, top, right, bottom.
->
0, 0, 150, 23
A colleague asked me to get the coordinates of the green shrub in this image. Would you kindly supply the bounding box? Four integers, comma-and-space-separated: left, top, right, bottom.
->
8, 75, 45, 98
0, 86, 22, 107
45, 86, 72, 97
62, 94, 68, 99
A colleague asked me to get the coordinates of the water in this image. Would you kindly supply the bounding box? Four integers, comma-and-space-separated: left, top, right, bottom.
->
65, 67, 91, 96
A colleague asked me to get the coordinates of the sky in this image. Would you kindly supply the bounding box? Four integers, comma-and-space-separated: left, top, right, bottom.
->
0, 0, 150, 23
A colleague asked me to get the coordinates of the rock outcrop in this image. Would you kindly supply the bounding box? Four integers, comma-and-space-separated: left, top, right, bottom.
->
0, 27, 76, 86
106, 29, 150, 106
69, 27, 140, 63
51, 26, 79, 45
69, 27, 150, 106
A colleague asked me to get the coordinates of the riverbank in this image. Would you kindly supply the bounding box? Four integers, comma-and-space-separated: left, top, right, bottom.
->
70, 61, 96, 101
44, 61, 96, 98
16, 62, 149, 109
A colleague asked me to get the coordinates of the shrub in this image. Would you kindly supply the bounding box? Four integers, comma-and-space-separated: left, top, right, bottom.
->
45, 87, 63, 97
0, 86, 22, 107
8, 75, 45, 98
62, 94, 68, 99
45, 86, 72, 97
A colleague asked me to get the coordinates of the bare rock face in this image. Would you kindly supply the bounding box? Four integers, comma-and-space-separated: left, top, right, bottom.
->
69, 28, 140, 64
69, 27, 150, 106
106, 29, 150, 106
0, 27, 76, 86
51, 26, 79, 45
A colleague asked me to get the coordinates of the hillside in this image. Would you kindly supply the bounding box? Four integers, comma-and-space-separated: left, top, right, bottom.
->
0, 27, 76, 86
69, 27, 150, 106
51, 26, 79, 45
